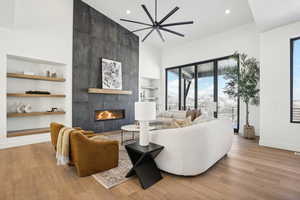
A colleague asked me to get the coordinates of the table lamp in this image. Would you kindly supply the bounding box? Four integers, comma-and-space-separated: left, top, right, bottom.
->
135, 102, 156, 146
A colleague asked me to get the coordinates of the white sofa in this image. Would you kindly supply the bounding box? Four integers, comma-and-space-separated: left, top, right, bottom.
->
150, 119, 233, 176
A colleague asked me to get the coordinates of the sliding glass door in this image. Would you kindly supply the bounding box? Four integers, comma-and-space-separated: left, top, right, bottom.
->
165, 55, 239, 131
217, 58, 239, 130
166, 68, 180, 110
197, 62, 215, 115
181, 66, 195, 110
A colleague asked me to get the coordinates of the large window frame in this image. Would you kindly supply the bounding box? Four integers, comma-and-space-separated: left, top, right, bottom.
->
290, 37, 300, 123
165, 55, 240, 132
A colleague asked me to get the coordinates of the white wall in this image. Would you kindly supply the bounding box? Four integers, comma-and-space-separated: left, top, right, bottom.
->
260, 21, 300, 152
0, 0, 73, 149
161, 23, 261, 135
0, 0, 14, 29
139, 43, 162, 104
139, 44, 161, 80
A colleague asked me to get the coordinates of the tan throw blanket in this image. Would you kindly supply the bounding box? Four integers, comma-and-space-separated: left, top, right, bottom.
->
56, 127, 74, 165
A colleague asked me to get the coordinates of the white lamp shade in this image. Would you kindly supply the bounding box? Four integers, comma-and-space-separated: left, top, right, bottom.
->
135, 102, 156, 121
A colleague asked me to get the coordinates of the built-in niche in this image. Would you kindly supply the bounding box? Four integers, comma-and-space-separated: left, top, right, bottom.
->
6, 55, 67, 138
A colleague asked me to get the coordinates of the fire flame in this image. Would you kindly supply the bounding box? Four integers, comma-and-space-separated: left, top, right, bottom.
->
95, 110, 123, 121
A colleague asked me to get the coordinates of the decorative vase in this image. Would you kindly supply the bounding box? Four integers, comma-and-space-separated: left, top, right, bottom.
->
24, 104, 32, 113
244, 125, 255, 139
16, 103, 25, 113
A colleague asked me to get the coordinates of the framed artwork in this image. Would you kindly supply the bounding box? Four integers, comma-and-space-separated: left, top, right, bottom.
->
100, 58, 122, 90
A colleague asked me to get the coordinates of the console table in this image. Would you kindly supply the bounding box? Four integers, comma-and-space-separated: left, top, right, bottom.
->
125, 142, 164, 189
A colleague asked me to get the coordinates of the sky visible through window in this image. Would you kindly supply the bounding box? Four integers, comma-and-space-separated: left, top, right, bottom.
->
292, 38, 300, 122
167, 67, 238, 128
294, 39, 300, 101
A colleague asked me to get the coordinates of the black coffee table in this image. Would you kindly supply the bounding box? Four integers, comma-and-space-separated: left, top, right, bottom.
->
125, 142, 164, 189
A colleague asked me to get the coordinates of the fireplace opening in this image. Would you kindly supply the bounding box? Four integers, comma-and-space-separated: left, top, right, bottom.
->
95, 109, 125, 121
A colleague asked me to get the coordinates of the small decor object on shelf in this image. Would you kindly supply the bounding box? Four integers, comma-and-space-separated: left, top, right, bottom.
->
23, 71, 35, 76
100, 58, 122, 90
135, 102, 156, 146
48, 107, 58, 112
51, 69, 57, 78
24, 104, 32, 113
45, 69, 51, 77
16, 103, 25, 113
223, 52, 260, 139
26, 90, 51, 95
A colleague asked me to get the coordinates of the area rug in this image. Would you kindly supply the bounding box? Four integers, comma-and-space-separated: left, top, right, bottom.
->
92, 134, 134, 189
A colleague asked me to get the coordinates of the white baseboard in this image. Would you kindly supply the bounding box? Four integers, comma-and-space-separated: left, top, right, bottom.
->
259, 139, 300, 152
0, 133, 50, 150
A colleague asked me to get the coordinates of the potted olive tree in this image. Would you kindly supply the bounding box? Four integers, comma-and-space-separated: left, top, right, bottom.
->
223, 52, 260, 139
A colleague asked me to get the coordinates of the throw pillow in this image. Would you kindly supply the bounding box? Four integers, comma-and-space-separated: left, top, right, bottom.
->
192, 112, 214, 125
186, 109, 202, 121
172, 116, 192, 128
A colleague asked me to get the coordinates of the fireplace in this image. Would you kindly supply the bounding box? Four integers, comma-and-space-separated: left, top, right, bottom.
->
95, 109, 125, 121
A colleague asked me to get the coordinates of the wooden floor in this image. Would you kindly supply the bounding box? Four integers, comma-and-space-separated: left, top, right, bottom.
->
1, 136, 300, 200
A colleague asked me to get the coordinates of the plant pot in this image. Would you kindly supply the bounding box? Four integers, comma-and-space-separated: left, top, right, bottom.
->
244, 125, 255, 139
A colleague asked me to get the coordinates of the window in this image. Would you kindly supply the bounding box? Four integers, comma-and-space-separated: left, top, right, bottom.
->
197, 62, 215, 115
166, 68, 179, 110
291, 37, 300, 123
165, 55, 240, 131
181, 66, 195, 110
217, 58, 239, 129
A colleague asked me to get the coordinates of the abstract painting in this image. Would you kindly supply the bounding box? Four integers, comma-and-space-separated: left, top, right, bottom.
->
100, 58, 122, 90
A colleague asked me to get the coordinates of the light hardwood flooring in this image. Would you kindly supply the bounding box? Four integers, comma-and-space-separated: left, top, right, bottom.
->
1, 136, 300, 200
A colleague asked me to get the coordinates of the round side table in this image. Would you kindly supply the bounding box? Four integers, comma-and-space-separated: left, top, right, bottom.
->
120, 124, 155, 145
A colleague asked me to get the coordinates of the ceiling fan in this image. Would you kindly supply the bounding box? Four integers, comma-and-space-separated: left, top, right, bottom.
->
120, 0, 194, 42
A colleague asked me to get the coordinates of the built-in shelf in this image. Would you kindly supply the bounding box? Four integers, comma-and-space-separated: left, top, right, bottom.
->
88, 88, 132, 95
7, 93, 66, 98
7, 127, 50, 138
143, 97, 157, 100
7, 73, 65, 82
141, 86, 158, 90
7, 111, 65, 118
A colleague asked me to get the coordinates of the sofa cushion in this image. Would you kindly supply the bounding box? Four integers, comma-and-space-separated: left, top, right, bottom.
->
169, 111, 187, 119
157, 111, 174, 118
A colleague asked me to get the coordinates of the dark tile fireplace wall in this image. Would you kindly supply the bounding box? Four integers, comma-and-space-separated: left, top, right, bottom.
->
72, 0, 139, 132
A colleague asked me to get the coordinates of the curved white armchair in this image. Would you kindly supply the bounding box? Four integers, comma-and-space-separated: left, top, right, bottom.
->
150, 119, 233, 176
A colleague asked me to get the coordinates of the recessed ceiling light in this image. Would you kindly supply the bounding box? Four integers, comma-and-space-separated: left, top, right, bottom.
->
225, 9, 231, 14
126, 10, 131, 15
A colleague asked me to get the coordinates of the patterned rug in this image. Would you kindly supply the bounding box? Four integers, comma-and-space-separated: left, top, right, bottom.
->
92, 134, 135, 189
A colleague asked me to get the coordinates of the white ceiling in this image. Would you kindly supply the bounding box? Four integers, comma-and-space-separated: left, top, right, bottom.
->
82, 0, 254, 48
248, 0, 300, 31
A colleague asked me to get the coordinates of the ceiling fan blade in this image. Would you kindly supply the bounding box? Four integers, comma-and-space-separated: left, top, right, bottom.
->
141, 5, 155, 25
142, 28, 155, 42
160, 27, 184, 37
131, 27, 153, 33
120, 19, 152, 26
161, 21, 194, 27
156, 28, 165, 42
158, 7, 179, 25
